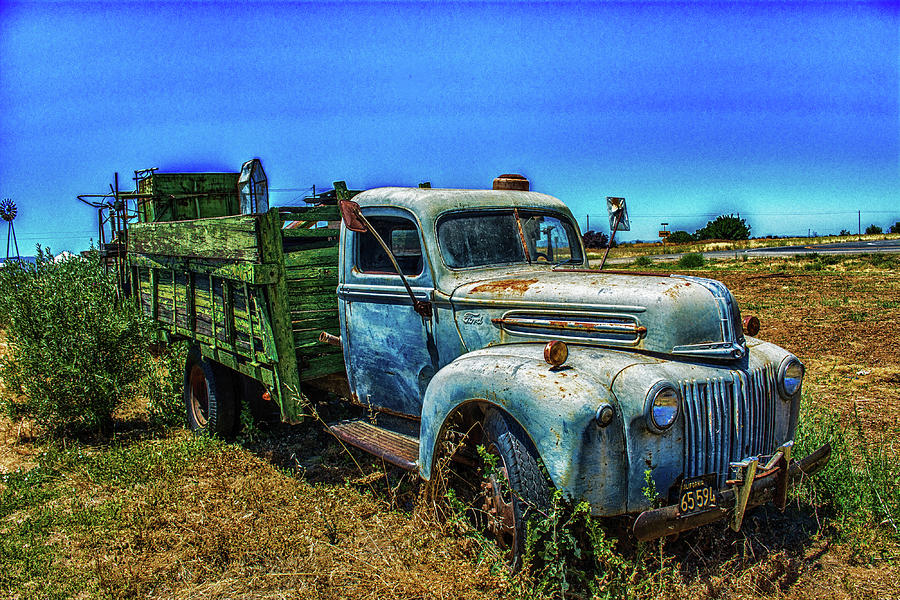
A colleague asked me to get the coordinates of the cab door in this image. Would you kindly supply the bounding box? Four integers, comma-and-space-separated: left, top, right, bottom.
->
337, 207, 437, 417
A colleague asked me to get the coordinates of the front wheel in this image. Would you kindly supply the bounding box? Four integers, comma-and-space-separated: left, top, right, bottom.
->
479, 408, 551, 570
184, 347, 237, 437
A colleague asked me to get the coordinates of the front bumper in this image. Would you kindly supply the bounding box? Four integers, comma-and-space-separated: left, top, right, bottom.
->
632, 442, 831, 542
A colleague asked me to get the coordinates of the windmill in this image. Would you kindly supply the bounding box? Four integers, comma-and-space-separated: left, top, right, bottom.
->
0, 198, 19, 262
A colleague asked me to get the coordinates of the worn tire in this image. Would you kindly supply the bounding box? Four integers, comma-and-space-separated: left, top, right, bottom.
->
184, 347, 238, 437
480, 408, 551, 571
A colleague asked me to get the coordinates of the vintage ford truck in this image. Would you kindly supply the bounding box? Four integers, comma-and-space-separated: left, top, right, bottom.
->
121, 164, 830, 563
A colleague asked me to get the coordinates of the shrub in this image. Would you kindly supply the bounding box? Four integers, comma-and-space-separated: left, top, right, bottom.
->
582, 230, 610, 249
839, 229, 851, 236
634, 255, 653, 267
146, 341, 189, 429
0, 247, 154, 435
865, 224, 882, 235
665, 230, 694, 244
889, 222, 900, 234
694, 214, 750, 240
677, 252, 705, 269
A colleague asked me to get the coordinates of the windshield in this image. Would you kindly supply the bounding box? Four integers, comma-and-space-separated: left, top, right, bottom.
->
437, 209, 584, 269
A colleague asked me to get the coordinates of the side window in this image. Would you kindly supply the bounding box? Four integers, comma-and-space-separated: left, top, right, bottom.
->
357, 216, 424, 276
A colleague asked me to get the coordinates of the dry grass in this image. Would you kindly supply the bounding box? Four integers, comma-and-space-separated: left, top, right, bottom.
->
2, 256, 899, 599
589, 232, 900, 260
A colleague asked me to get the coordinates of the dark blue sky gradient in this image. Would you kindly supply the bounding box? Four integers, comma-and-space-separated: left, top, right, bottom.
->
1, 1, 897, 252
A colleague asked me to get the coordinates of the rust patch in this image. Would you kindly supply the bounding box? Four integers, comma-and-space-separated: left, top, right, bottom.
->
470, 278, 538, 295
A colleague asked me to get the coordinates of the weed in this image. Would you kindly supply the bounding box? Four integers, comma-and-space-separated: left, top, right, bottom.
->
677, 252, 705, 269
794, 402, 900, 558
634, 255, 653, 267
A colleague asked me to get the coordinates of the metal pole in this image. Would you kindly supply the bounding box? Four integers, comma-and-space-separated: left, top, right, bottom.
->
598, 212, 622, 271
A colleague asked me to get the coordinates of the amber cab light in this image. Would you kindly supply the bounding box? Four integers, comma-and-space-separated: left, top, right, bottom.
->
544, 340, 568, 368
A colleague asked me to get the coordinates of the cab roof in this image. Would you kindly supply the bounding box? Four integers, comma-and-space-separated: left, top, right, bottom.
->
352, 187, 574, 224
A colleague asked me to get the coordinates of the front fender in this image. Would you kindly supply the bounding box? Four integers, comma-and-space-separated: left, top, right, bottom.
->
419, 343, 632, 512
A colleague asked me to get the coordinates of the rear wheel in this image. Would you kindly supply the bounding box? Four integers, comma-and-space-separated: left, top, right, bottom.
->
479, 408, 551, 570
184, 347, 237, 437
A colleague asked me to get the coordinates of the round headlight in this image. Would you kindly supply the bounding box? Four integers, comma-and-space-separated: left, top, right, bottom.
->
645, 382, 680, 433
778, 356, 804, 398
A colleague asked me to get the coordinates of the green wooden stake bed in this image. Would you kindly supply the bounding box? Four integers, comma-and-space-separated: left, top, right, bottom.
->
123, 160, 354, 431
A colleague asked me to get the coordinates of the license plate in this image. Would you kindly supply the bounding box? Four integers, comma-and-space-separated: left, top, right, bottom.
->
678, 474, 718, 516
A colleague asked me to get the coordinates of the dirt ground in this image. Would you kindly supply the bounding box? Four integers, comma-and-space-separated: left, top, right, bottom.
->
1, 258, 898, 599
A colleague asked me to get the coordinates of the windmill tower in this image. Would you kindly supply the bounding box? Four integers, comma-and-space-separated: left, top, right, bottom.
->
0, 199, 19, 262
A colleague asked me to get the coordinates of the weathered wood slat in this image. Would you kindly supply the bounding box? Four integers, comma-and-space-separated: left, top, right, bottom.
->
281, 228, 340, 240
299, 353, 346, 381
129, 214, 261, 262
130, 253, 278, 285
283, 246, 338, 268
278, 206, 340, 222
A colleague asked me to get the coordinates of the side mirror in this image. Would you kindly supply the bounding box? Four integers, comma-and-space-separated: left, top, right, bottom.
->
606, 197, 630, 232
338, 200, 368, 233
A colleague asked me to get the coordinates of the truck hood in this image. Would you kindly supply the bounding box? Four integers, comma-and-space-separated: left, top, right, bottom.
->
449, 269, 747, 359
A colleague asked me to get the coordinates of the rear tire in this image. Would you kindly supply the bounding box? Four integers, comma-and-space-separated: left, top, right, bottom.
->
184, 347, 238, 437
480, 408, 551, 571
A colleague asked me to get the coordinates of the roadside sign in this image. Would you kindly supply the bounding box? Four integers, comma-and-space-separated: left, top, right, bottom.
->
659, 230, 671, 238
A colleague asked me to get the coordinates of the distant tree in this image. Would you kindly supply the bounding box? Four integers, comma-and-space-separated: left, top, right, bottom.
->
890, 222, 900, 234
694, 214, 751, 241
865, 224, 883, 235
582, 230, 610, 249
839, 229, 851, 236
666, 230, 694, 244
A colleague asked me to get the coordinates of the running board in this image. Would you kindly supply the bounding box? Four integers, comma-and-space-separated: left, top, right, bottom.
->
328, 419, 419, 471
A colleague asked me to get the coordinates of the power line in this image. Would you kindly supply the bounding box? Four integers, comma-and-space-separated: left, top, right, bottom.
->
586, 210, 898, 219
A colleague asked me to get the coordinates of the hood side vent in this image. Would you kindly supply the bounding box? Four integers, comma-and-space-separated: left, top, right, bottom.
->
492, 311, 646, 346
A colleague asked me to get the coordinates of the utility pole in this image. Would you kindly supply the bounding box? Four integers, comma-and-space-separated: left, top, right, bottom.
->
858, 210, 861, 239
586, 214, 590, 231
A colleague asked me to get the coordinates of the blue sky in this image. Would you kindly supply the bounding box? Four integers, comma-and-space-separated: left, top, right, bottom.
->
1, 1, 897, 254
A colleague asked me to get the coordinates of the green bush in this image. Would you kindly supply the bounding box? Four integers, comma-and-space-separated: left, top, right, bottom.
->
694, 214, 750, 240
676, 252, 705, 269
865, 224, 883, 235
146, 341, 189, 429
0, 248, 154, 435
665, 230, 694, 244
633, 255, 653, 267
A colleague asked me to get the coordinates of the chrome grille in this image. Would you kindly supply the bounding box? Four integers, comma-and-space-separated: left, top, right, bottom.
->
681, 365, 778, 487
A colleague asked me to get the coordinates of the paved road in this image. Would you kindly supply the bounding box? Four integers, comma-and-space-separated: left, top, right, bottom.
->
606, 238, 900, 265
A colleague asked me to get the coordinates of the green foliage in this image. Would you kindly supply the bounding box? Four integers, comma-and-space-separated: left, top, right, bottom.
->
146, 341, 189, 429
865, 224, 883, 235
521, 492, 677, 599
677, 252, 705, 269
665, 230, 694, 244
890, 222, 900, 234
694, 214, 750, 240
0, 248, 158, 435
794, 403, 900, 556
633, 255, 653, 267
839, 229, 851, 236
